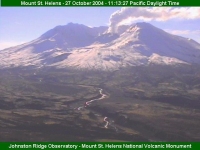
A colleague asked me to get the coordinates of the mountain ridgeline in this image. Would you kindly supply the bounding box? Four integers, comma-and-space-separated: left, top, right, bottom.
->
1, 22, 200, 142
0, 22, 200, 70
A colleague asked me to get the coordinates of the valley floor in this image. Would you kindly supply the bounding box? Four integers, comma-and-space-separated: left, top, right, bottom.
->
0, 65, 200, 141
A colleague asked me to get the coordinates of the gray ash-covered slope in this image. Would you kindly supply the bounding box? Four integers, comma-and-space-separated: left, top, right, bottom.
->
0, 22, 200, 70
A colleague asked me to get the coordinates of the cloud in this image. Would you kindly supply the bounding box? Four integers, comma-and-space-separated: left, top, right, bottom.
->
165, 29, 200, 35
165, 29, 200, 43
108, 7, 200, 33
0, 41, 24, 50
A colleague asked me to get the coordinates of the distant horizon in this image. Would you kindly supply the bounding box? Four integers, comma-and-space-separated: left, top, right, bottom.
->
0, 7, 200, 50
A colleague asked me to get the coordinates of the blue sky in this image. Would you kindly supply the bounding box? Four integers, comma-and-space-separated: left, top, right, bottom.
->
0, 7, 200, 50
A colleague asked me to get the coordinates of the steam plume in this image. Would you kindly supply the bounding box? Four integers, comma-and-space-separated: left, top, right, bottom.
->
108, 7, 200, 33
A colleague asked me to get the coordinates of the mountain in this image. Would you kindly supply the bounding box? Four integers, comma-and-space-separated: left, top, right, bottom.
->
0, 22, 200, 70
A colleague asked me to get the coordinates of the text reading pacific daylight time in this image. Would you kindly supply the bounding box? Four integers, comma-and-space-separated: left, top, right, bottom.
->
20, 0, 180, 6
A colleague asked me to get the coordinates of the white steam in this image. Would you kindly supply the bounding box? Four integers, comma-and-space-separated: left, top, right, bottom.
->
108, 7, 200, 33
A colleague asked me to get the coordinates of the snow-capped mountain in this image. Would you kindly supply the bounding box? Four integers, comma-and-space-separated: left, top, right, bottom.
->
0, 22, 200, 70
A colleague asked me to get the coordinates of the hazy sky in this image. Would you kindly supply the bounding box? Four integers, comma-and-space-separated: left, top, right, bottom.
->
0, 7, 200, 50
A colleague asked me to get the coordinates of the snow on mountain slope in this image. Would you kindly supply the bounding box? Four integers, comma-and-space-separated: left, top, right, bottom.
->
0, 22, 200, 70
104, 22, 200, 65
39, 23, 107, 51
